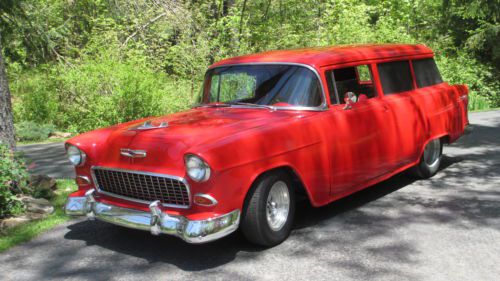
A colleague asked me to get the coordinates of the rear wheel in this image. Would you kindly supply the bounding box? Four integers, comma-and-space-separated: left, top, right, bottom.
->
241, 170, 295, 247
410, 138, 443, 178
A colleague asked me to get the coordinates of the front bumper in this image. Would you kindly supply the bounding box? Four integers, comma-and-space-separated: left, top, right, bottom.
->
64, 189, 240, 243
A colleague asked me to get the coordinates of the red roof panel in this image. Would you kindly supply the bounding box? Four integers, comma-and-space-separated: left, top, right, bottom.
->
210, 44, 433, 69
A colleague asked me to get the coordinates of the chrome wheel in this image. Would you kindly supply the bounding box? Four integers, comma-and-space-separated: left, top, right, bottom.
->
423, 139, 441, 167
266, 181, 290, 231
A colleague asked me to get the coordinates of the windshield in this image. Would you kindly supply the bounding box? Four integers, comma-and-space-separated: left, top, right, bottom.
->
201, 65, 323, 108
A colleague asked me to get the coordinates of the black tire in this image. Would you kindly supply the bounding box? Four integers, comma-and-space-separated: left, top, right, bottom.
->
409, 138, 443, 179
241, 170, 296, 247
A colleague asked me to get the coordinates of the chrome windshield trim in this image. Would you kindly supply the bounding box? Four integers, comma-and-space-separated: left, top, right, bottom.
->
204, 62, 329, 111
90, 166, 192, 209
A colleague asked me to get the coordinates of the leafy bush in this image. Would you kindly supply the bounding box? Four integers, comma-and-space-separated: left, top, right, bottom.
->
436, 51, 500, 111
15, 121, 56, 142
0, 145, 27, 218
11, 52, 195, 133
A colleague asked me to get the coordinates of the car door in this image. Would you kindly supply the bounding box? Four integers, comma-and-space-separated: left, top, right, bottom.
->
322, 65, 398, 198
376, 60, 425, 165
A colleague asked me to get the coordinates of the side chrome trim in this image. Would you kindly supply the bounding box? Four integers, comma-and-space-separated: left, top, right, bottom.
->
205, 62, 329, 112
90, 166, 192, 209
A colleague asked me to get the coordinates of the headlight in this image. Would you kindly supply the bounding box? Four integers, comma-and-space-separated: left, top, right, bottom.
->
66, 144, 86, 166
185, 154, 211, 182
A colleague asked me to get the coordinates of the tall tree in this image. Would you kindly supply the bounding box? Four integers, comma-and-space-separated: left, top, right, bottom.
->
0, 37, 15, 148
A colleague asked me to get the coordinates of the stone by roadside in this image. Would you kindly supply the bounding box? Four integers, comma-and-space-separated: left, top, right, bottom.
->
0, 180, 56, 232
28, 174, 57, 199
20, 196, 54, 215
1, 212, 48, 229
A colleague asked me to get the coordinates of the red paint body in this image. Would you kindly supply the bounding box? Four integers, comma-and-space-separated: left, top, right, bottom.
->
67, 44, 469, 220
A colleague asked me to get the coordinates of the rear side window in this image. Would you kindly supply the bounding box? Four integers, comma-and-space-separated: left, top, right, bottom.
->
413, 58, 443, 88
377, 61, 413, 95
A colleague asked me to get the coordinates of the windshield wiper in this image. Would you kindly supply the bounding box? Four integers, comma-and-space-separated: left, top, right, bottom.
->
227, 102, 276, 111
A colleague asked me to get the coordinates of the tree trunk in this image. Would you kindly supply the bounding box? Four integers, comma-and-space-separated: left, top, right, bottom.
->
237, 0, 248, 50
0, 39, 16, 149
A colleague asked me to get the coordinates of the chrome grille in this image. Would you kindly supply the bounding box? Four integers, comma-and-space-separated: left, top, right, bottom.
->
92, 167, 190, 208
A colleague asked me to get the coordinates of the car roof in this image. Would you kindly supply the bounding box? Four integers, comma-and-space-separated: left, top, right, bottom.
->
209, 44, 433, 69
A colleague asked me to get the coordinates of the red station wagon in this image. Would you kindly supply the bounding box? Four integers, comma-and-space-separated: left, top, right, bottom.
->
65, 44, 470, 246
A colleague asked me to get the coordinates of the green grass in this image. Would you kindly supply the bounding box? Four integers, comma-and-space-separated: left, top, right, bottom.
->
17, 137, 69, 146
0, 179, 77, 253
470, 107, 500, 113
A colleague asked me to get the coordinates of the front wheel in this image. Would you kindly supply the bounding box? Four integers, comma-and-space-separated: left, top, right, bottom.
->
410, 138, 443, 178
241, 170, 295, 247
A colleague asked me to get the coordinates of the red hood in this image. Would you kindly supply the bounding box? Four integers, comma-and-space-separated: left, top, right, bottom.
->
70, 107, 311, 175
114, 107, 296, 146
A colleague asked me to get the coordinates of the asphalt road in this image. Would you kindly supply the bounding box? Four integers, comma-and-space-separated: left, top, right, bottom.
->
17, 141, 75, 179
2, 110, 499, 281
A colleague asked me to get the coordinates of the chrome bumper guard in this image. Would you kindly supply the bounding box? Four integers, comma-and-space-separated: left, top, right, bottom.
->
64, 189, 240, 243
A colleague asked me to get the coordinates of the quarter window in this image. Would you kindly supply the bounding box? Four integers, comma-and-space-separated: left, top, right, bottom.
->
377, 61, 414, 95
413, 58, 443, 88
356, 65, 371, 82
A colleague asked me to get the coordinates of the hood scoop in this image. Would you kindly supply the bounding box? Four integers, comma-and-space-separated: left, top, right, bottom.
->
130, 120, 168, 131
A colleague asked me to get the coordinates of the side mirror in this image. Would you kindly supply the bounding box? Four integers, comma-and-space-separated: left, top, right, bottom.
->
343, 92, 357, 110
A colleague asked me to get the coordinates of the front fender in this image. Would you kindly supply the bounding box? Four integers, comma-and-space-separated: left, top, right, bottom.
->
186, 113, 331, 211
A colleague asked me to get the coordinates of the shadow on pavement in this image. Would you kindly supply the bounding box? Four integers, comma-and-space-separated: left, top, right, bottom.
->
60, 155, 469, 272
49, 114, 500, 277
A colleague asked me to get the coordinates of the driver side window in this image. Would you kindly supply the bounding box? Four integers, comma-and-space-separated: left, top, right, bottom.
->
327, 65, 377, 104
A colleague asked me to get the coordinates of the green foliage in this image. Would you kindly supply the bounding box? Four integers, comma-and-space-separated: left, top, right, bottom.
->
11, 51, 195, 133
8, 64, 59, 125
0, 144, 27, 218
436, 51, 500, 110
2, 0, 500, 130
15, 121, 56, 142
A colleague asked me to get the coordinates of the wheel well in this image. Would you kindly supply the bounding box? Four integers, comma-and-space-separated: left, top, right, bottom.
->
244, 166, 311, 208
440, 135, 450, 144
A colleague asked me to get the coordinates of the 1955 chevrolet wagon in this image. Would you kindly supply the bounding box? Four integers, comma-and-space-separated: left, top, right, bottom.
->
64, 44, 470, 246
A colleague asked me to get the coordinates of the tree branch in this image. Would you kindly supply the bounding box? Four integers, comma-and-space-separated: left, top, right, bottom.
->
121, 12, 167, 47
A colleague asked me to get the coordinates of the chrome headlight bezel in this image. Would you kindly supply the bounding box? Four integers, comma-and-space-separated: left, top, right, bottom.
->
185, 154, 211, 182
66, 144, 86, 166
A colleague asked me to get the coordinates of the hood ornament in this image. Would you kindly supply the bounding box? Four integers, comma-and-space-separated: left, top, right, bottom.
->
132, 120, 168, 130
120, 148, 147, 158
